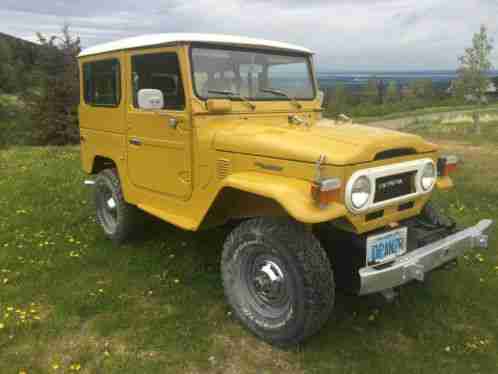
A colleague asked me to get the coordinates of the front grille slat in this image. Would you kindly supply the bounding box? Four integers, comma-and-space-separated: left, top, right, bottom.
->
374, 171, 415, 203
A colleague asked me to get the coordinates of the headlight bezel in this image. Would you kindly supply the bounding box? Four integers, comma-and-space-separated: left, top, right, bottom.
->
420, 161, 436, 191
350, 175, 372, 209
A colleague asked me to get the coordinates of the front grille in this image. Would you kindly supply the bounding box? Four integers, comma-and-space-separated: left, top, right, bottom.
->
374, 171, 415, 203
398, 201, 415, 211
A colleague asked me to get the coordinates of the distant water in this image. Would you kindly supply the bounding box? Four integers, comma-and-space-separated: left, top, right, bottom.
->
316, 70, 498, 90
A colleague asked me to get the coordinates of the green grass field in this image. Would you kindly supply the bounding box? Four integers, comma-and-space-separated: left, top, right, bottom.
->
0, 123, 497, 373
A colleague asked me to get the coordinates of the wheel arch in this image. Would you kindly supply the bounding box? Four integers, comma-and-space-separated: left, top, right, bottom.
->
199, 172, 348, 229
91, 155, 117, 174
199, 187, 289, 229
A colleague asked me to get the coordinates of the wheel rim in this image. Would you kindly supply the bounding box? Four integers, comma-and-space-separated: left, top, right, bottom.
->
242, 250, 292, 320
96, 183, 118, 234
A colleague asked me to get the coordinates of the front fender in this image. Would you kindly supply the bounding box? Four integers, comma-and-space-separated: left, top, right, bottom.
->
221, 172, 347, 224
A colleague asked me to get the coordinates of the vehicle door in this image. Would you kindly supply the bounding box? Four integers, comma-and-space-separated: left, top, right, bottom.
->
125, 48, 192, 199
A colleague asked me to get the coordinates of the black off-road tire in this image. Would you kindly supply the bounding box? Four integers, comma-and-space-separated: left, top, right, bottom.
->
221, 217, 335, 347
94, 168, 140, 244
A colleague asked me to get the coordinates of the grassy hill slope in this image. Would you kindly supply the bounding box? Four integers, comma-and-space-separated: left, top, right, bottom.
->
0, 121, 497, 373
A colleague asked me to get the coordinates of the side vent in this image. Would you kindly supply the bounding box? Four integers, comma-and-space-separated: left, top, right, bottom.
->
217, 159, 231, 180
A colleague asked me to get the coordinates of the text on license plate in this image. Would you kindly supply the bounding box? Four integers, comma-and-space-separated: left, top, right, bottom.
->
366, 227, 408, 266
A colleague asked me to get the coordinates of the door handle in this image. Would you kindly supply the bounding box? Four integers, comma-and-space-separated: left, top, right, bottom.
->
168, 118, 178, 129
129, 138, 142, 146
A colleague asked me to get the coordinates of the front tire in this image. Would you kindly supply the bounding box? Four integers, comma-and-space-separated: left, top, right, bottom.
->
94, 168, 139, 244
221, 217, 335, 347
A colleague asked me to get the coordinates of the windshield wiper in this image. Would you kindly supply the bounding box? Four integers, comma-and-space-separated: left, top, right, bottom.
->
207, 89, 256, 110
259, 88, 302, 109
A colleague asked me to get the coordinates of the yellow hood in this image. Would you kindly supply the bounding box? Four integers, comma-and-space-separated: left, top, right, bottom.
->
214, 120, 437, 165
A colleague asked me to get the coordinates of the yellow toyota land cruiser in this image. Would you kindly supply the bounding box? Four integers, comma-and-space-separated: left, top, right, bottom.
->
78, 33, 493, 346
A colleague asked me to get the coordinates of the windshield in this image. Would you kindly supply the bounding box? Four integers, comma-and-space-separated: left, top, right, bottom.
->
191, 46, 315, 101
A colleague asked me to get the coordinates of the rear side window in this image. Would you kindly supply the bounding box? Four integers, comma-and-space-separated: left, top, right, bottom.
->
83, 59, 121, 107
131, 52, 185, 110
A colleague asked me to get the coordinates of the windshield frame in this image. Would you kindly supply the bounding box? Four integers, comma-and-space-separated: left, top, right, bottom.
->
188, 43, 317, 102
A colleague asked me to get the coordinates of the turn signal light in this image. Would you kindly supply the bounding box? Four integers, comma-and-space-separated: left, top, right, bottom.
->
311, 178, 341, 207
437, 155, 458, 177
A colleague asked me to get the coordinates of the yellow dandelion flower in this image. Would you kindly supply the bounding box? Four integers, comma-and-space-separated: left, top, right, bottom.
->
51, 363, 59, 370
0, 323, 5, 329
70, 363, 81, 371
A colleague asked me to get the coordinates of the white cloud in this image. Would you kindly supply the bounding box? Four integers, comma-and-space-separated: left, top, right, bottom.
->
1, 0, 497, 69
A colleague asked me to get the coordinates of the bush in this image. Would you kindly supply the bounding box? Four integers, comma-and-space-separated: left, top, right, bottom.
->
0, 95, 33, 147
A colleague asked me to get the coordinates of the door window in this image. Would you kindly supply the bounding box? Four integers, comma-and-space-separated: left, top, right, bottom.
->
131, 52, 185, 110
83, 59, 121, 107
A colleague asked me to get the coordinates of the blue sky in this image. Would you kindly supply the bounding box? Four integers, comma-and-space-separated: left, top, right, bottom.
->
1, 0, 497, 70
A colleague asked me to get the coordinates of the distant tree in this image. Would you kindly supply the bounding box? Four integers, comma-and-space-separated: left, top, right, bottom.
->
325, 83, 352, 116
385, 80, 399, 103
0, 39, 17, 93
362, 78, 380, 104
334, 83, 349, 114
24, 25, 81, 145
409, 79, 434, 101
456, 24, 494, 134
377, 80, 386, 104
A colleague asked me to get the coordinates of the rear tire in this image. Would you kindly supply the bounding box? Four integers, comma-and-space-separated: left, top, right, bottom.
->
221, 217, 335, 347
94, 168, 139, 244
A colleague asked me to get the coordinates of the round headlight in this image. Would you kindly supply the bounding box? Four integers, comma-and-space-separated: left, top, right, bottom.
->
351, 176, 371, 209
421, 162, 436, 191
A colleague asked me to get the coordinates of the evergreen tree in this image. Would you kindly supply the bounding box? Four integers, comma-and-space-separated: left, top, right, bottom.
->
24, 25, 81, 145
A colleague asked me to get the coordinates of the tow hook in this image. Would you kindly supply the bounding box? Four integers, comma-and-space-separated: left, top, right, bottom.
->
84, 180, 95, 186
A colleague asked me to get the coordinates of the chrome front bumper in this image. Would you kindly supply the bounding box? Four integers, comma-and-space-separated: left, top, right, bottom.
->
358, 219, 494, 295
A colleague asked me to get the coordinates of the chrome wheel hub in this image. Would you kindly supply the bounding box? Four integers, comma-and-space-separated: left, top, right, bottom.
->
107, 197, 116, 210
252, 260, 286, 305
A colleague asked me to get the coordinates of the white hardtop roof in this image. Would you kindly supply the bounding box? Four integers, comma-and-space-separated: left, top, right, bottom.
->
78, 33, 312, 57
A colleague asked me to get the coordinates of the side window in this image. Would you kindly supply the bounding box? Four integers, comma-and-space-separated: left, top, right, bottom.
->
83, 59, 121, 107
131, 52, 185, 111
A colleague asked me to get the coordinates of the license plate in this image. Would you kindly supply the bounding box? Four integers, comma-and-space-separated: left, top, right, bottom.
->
366, 227, 408, 266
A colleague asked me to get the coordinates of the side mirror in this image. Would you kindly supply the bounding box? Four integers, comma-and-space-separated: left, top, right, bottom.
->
138, 89, 164, 110
318, 90, 325, 107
